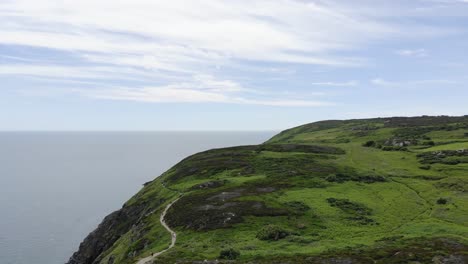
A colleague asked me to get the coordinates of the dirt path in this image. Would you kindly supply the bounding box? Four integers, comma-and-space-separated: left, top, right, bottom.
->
388, 177, 431, 233
135, 196, 181, 264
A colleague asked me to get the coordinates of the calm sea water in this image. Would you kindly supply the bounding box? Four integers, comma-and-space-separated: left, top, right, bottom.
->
0, 131, 276, 264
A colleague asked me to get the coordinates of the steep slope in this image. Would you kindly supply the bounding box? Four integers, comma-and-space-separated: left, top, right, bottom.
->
68, 116, 468, 264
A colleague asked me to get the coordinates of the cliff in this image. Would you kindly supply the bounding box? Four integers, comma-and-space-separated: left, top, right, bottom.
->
68, 116, 468, 264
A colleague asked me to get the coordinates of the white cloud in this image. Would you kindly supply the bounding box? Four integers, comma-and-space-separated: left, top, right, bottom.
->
371, 78, 457, 87
0, 65, 110, 79
0, 0, 449, 71
88, 87, 331, 106
0, 64, 169, 81
0, 63, 332, 106
309, 81, 358, 87
89, 86, 230, 104
431, 0, 468, 4
75, 74, 331, 107
395, 48, 428, 57
0, 0, 463, 107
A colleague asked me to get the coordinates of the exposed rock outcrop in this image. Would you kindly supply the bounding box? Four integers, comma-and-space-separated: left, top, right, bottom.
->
67, 202, 151, 264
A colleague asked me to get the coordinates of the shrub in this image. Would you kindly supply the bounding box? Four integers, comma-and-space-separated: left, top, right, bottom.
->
464, 132, 468, 138
437, 198, 447, 205
326, 173, 350, 183
284, 201, 310, 212
219, 248, 240, 260
363, 140, 376, 147
419, 165, 431, 170
347, 215, 376, 225
354, 175, 386, 183
327, 198, 371, 215
256, 225, 289, 241
382, 146, 408, 151
382, 146, 394, 151
327, 198, 376, 225
422, 141, 435, 146
418, 149, 468, 165
326, 173, 385, 184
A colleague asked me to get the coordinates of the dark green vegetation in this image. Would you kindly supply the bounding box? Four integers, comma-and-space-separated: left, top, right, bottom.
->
418, 149, 468, 165
255, 225, 290, 241
326, 198, 376, 225
218, 248, 240, 260
68, 116, 468, 264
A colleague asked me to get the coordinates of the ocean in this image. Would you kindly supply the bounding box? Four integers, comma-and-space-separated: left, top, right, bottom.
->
0, 131, 276, 264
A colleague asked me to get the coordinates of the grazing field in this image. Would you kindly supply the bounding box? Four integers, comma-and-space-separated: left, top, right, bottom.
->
69, 116, 468, 264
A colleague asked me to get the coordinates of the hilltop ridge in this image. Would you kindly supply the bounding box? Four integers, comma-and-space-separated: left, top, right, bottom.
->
68, 116, 468, 264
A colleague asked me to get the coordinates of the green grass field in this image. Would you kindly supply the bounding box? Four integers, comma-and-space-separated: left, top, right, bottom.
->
76, 116, 468, 263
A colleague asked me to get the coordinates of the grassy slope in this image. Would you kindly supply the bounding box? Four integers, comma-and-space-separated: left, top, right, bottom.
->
98, 116, 468, 263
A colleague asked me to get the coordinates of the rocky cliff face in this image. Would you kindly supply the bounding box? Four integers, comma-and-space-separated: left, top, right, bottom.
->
67, 202, 150, 264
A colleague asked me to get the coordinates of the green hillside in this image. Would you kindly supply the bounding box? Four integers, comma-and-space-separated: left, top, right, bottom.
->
68, 116, 468, 264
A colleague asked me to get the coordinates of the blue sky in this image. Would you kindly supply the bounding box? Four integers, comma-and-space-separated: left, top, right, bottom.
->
1, 0, 468, 131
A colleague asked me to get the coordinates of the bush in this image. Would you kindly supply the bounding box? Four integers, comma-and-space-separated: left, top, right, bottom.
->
256, 225, 289, 241
422, 141, 435, 146
437, 198, 447, 205
326, 173, 386, 184
326, 173, 350, 183
327, 198, 376, 225
327, 198, 371, 215
464, 132, 468, 138
284, 201, 310, 212
382, 146, 408, 151
363, 140, 376, 147
419, 165, 431, 170
354, 175, 386, 183
219, 248, 240, 260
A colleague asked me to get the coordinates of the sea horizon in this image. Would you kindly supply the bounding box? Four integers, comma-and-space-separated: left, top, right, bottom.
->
0, 131, 276, 264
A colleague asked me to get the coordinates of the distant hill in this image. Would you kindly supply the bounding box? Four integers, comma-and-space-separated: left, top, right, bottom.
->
68, 116, 468, 264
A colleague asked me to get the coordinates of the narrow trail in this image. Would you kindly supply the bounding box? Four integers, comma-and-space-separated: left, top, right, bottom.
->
388, 177, 432, 233
135, 195, 181, 264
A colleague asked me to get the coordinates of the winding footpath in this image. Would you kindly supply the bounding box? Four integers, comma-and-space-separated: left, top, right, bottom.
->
136, 196, 181, 264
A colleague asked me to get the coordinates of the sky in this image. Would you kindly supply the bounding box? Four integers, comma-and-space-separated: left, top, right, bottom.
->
1, 0, 468, 131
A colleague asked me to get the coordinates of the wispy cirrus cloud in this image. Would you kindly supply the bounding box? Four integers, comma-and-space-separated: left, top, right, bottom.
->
1, 0, 458, 70
77, 74, 331, 107
395, 48, 428, 57
0, 64, 172, 82
0, 0, 386, 69
0, 63, 333, 106
309, 81, 358, 87
0, 0, 465, 107
371, 78, 457, 87
86, 87, 332, 107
